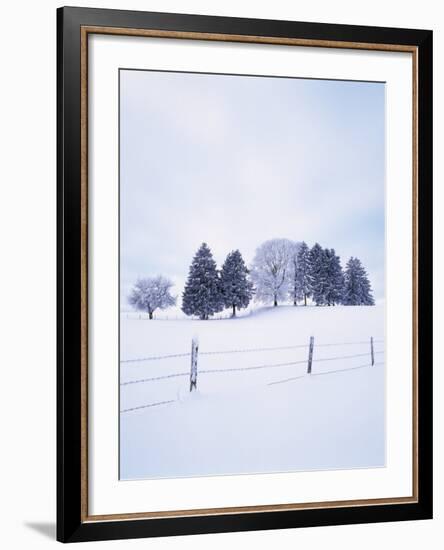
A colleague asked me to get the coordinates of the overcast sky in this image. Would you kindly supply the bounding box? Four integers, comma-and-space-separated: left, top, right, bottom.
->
120, 69, 385, 306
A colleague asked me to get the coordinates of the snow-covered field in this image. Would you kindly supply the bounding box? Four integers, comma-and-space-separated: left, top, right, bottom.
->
120, 305, 385, 480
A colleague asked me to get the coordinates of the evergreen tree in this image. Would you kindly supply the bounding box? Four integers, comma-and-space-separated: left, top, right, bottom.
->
295, 241, 311, 306
288, 241, 303, 306
220, 250, 254, 316
343, 257, 375, 305
182, 243, 223, 319
323, 248, 344, 306
308, 243, 328, 305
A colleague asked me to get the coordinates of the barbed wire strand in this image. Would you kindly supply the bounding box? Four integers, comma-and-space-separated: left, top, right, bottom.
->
316, 339, 383, 348
200, 344, 309, 356
120, 372, 189, 386
311, 361, 384, 377
268, 374, 307, 386
120, 399, 177, 413
121, 353, 190, 364
199, 360, 307, 375
269, 361, 384, 386
310, 350, 384, 364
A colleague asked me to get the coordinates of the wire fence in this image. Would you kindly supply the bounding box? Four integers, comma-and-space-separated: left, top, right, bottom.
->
120, 336, 384, 414
122, 309, 254, 321
120, 339, 384, 365
121, 351, 384, 387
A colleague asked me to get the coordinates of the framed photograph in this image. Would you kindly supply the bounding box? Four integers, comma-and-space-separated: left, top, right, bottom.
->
57, 6, 433, 543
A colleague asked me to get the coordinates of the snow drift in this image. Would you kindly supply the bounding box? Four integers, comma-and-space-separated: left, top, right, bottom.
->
120, 304, 385, 480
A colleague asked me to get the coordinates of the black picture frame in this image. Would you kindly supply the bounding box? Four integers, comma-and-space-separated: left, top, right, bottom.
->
57, 6, 433, 543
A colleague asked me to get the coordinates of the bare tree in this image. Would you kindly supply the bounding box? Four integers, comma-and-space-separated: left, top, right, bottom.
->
250, 238, 294, 306
128, 276, 176, 319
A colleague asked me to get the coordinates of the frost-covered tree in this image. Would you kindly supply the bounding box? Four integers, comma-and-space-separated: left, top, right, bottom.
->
220, 250, 254, 317
343, 257, 375, 306
182, 243, 224, 320
295, 241, 311, 306
308, 243, 328, 306
250, 238, 293, 306
128, 276, 176, 319
323, 248, 345, 306
288, 241, 303, 305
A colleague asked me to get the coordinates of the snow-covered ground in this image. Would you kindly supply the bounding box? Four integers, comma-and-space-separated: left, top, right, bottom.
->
120, 305, 385, 480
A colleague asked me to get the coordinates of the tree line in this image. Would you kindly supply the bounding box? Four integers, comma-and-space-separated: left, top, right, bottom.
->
128, 238, 375, 320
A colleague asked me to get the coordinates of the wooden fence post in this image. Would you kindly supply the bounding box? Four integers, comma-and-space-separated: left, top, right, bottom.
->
307, 336, 314, 374
370, 336, 375, 366
190, 336, 199, 391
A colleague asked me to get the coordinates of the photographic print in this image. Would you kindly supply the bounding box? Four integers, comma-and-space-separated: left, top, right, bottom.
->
119, 69, 385, 481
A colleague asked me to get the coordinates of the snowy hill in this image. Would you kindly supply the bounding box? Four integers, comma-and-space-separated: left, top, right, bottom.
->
120, 305, 385, 480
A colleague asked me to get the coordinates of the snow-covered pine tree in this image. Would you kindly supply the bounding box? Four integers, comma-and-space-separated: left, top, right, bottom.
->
308, 243, 328, 306
128, 275, 176, 319
343, 257, 375, 306
295, 241, 311, 306
323, 248, 345, 306
288, 241, 303, 306
220, 250, 254, 317
182, 243, 224, 320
